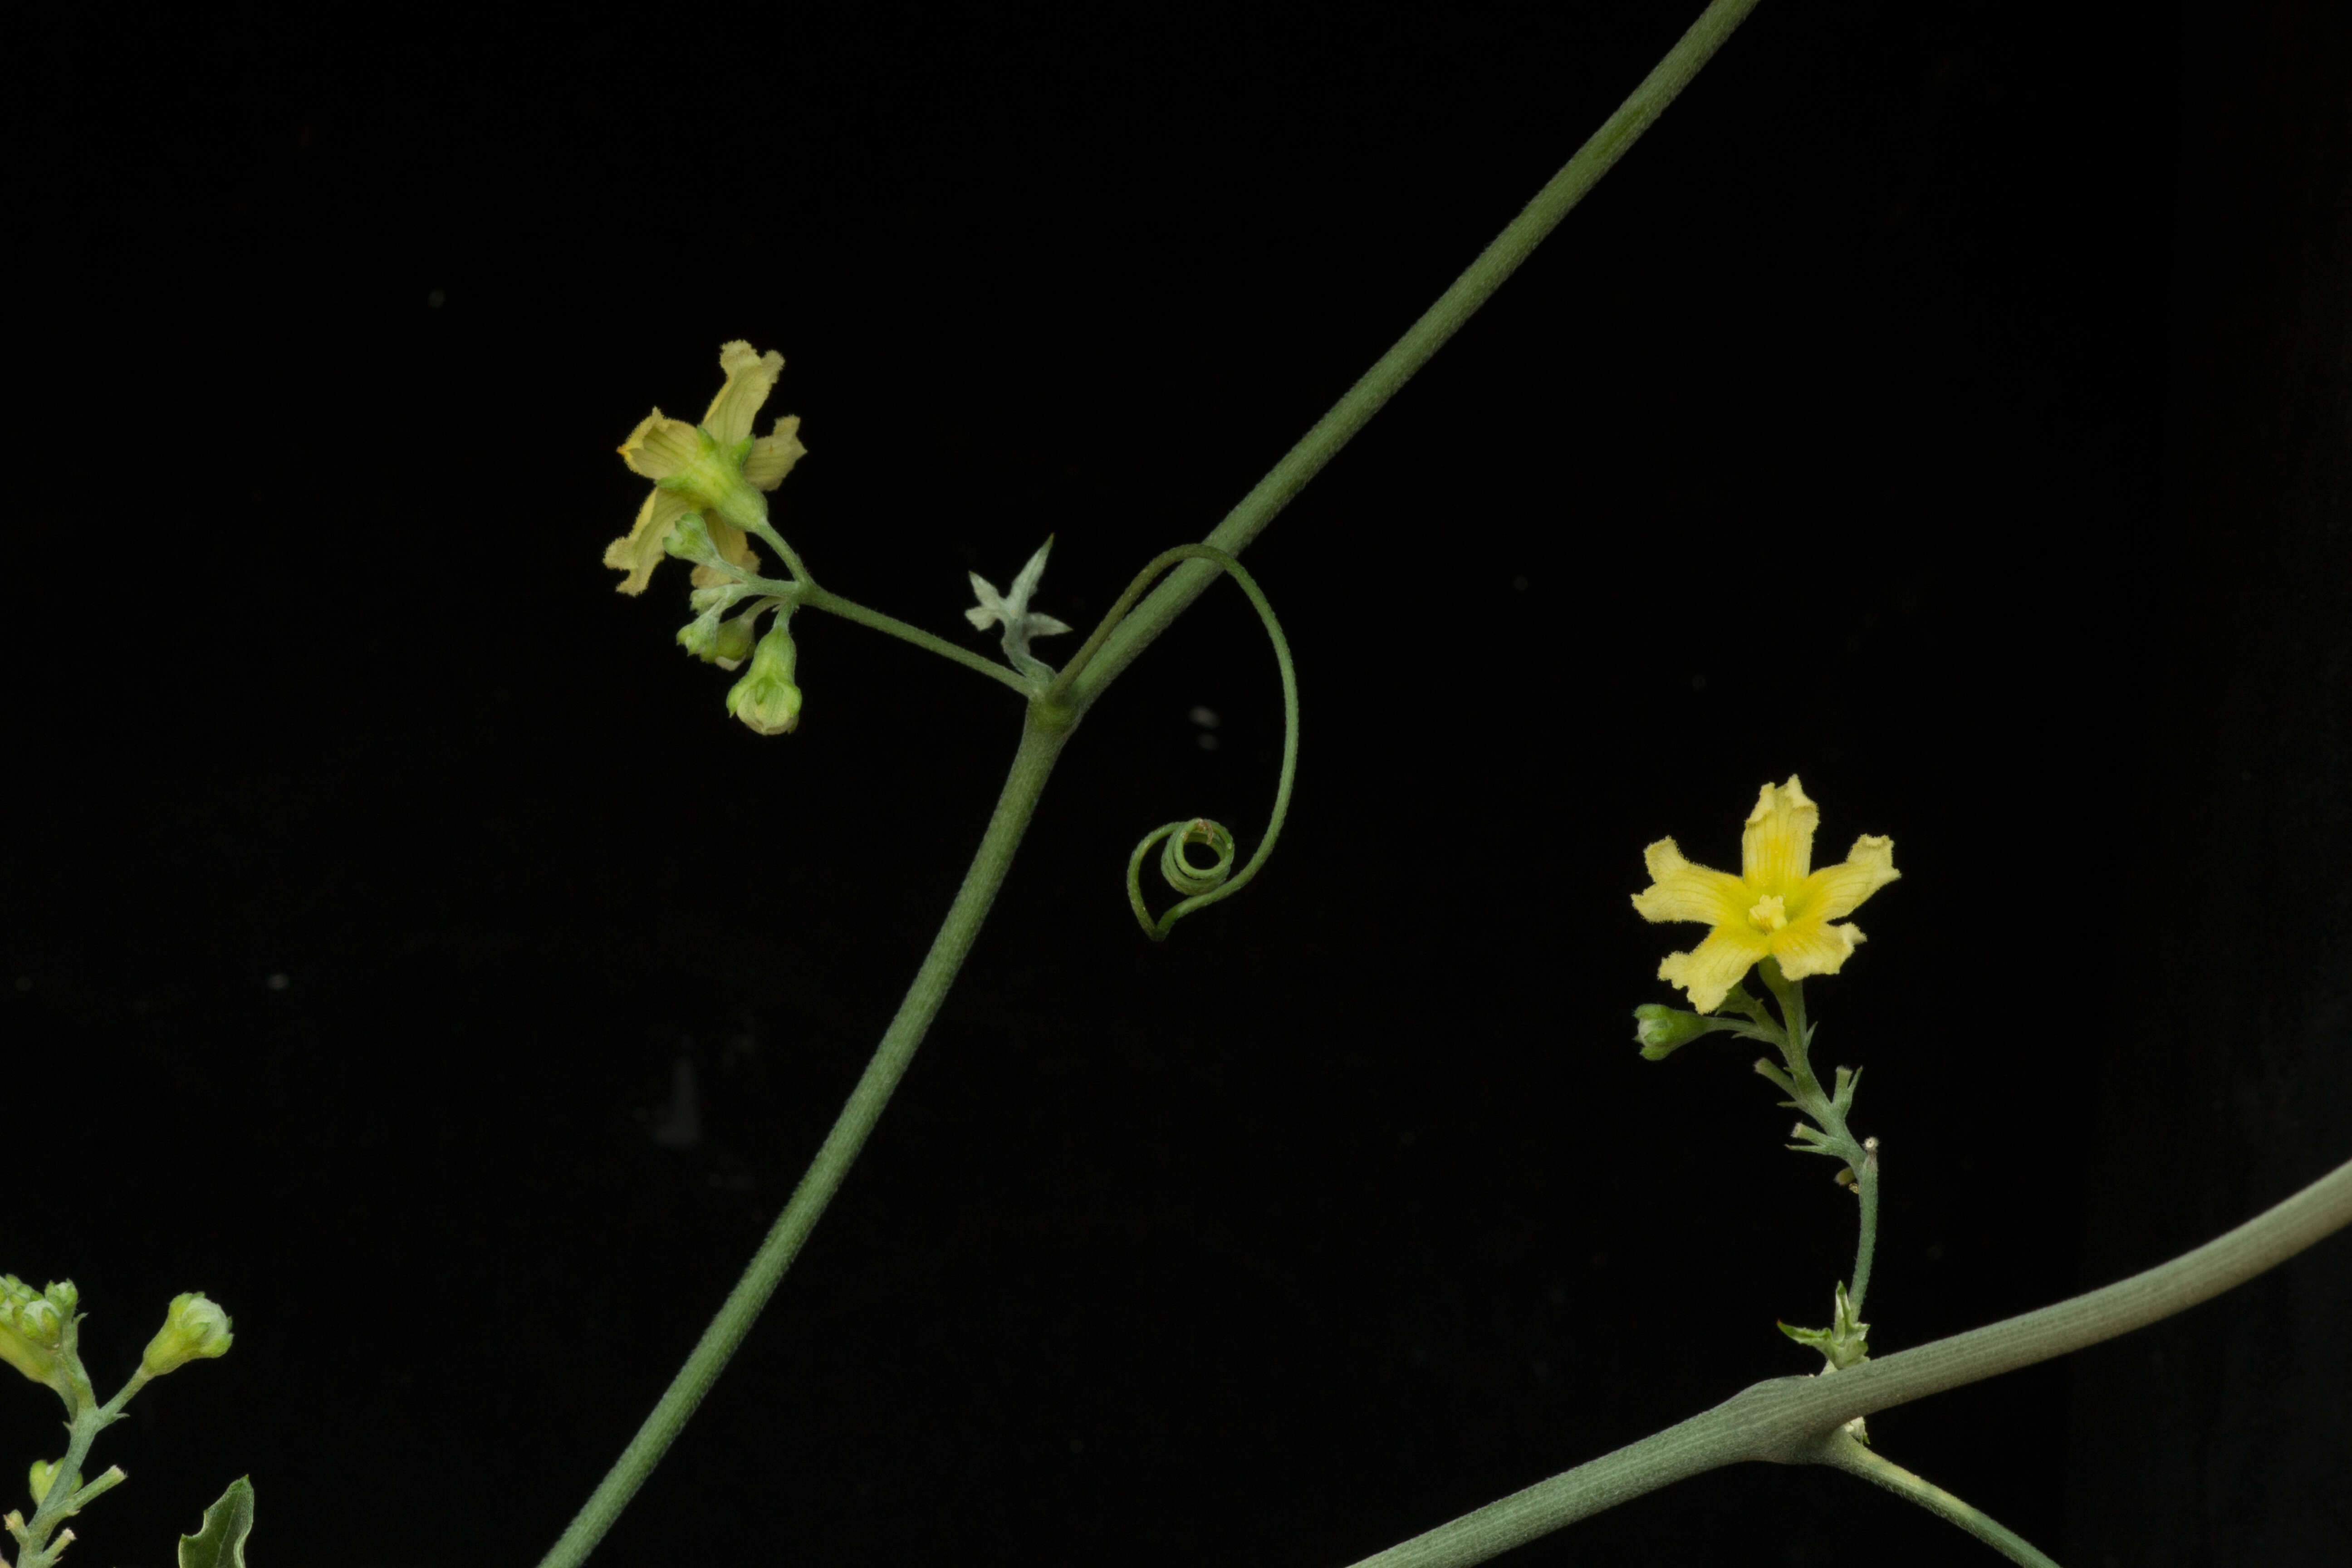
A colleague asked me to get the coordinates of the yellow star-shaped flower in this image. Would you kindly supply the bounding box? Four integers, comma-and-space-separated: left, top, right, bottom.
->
1632, 776, 1899, 1014
604, 341, 808, 594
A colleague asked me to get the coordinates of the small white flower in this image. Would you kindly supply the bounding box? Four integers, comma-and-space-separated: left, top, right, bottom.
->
966, 536, 1074, 679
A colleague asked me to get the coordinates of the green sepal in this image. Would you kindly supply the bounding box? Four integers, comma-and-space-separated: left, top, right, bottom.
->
1715, 981, 1773, 1032
1830, 1063, 1862, 1117
1778, 1281, 1870, 1373
178, 1477, 254, 1568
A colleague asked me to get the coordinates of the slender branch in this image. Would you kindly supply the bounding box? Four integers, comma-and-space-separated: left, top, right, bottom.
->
534, 709, 1073, 1568
1756, 962, 1879, 1320
1066, 0, 1769, 707
1849, 1141, 1881, 1319
1808, 1429, 2061, 1568
799, 582, 1038, 696
1343, 1149, 2352, 1568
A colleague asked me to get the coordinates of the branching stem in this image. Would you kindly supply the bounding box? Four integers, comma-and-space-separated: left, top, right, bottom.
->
1809, 1429, 2060, 1568
534, 708, 1071, 1568
549, 0, 1771, 1559
1342, 1150, 2352, 1567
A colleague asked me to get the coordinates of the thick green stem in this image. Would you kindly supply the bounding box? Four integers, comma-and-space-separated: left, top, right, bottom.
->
1341, 1150, 2352, 1567
1809, 1429, 2061, 1567
1067, 0, 1769, 705
533, 709, 1073, 1568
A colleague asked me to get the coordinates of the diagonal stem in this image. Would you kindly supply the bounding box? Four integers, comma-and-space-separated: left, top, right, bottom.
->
1808, 1428, 2061, 1567
1339, 1151, 2352, 1567
533, 709, 1073, 1568
1067, 0, 1770, 705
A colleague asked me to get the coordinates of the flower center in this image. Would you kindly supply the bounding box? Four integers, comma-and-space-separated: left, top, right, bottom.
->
1747, 893, 1789, 934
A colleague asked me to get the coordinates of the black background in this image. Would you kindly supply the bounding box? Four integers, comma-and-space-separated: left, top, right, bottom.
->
5, 2, 2348, 1564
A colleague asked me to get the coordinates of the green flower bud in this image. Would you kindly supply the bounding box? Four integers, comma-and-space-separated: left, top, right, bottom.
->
0, 1277, 69, 1393
1632, 1002, 1720, 1060
725, 622, 802, 736
139, 1292, 233, 1379
678, 607, 760, 669
661, 510, 721, 565
710, 613, 758, 667
28, 1459, 77, 1507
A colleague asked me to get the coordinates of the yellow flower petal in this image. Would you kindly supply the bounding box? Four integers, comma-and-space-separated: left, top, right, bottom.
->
1740, 775, 1818, 891
1797, 833, 1900, 922
1771, 918, 1865, 981
1659, 927, 1771, 1014
603, 487, 694, 596
1631, 838, 1749, 927
702, 341, 785, 446
1635, 778, 1898, 1012
618, 410, 701, 481
741, 415, 807, 491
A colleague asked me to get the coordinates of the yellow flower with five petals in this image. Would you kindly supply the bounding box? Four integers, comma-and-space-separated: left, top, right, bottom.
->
1632, 776, 1899, 1014
605, 341, 808, 594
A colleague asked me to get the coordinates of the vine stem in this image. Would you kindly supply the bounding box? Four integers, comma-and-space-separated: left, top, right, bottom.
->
799, 582, 1037, 696
1809, 1429, 2060, 1568
1756, 962, 1878, 1319
1851, 1143, 1880, 1319
1065, 0, 1769, 706
533, 707, 1073, 1568
1340, 1149, 2352, 1568
544, 1, 1769, 1558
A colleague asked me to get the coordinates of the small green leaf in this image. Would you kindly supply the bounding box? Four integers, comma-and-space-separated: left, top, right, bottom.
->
179, 1477, 254, 1568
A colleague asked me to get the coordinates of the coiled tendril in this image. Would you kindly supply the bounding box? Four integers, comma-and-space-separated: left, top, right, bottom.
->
1051, 545, 1296, 941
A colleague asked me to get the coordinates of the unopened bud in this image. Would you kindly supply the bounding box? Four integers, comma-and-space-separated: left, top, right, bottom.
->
725, 622, 802, 735
0, 1277, 70, 1394
1633, 1003, 1718, 1061
677, 605, 761, 669
139, 1293, 233, 1379
28, 1459, 76, 1507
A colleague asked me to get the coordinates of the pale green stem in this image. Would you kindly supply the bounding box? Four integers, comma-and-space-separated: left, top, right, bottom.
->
1851, 1142, 1881, 1320
1342, 1150, 2352, 1567
1066, 0, 1768, 706
1757, 962, 1878, 1317
799, 582, 1037, 697
15, 1357, 143, 1568
687, 563, 1036, 698
715, 492, 815, 587
549, 3, 1768, 1559
533, 708, 1073, 1568
1809, 1428, 2061, 1567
